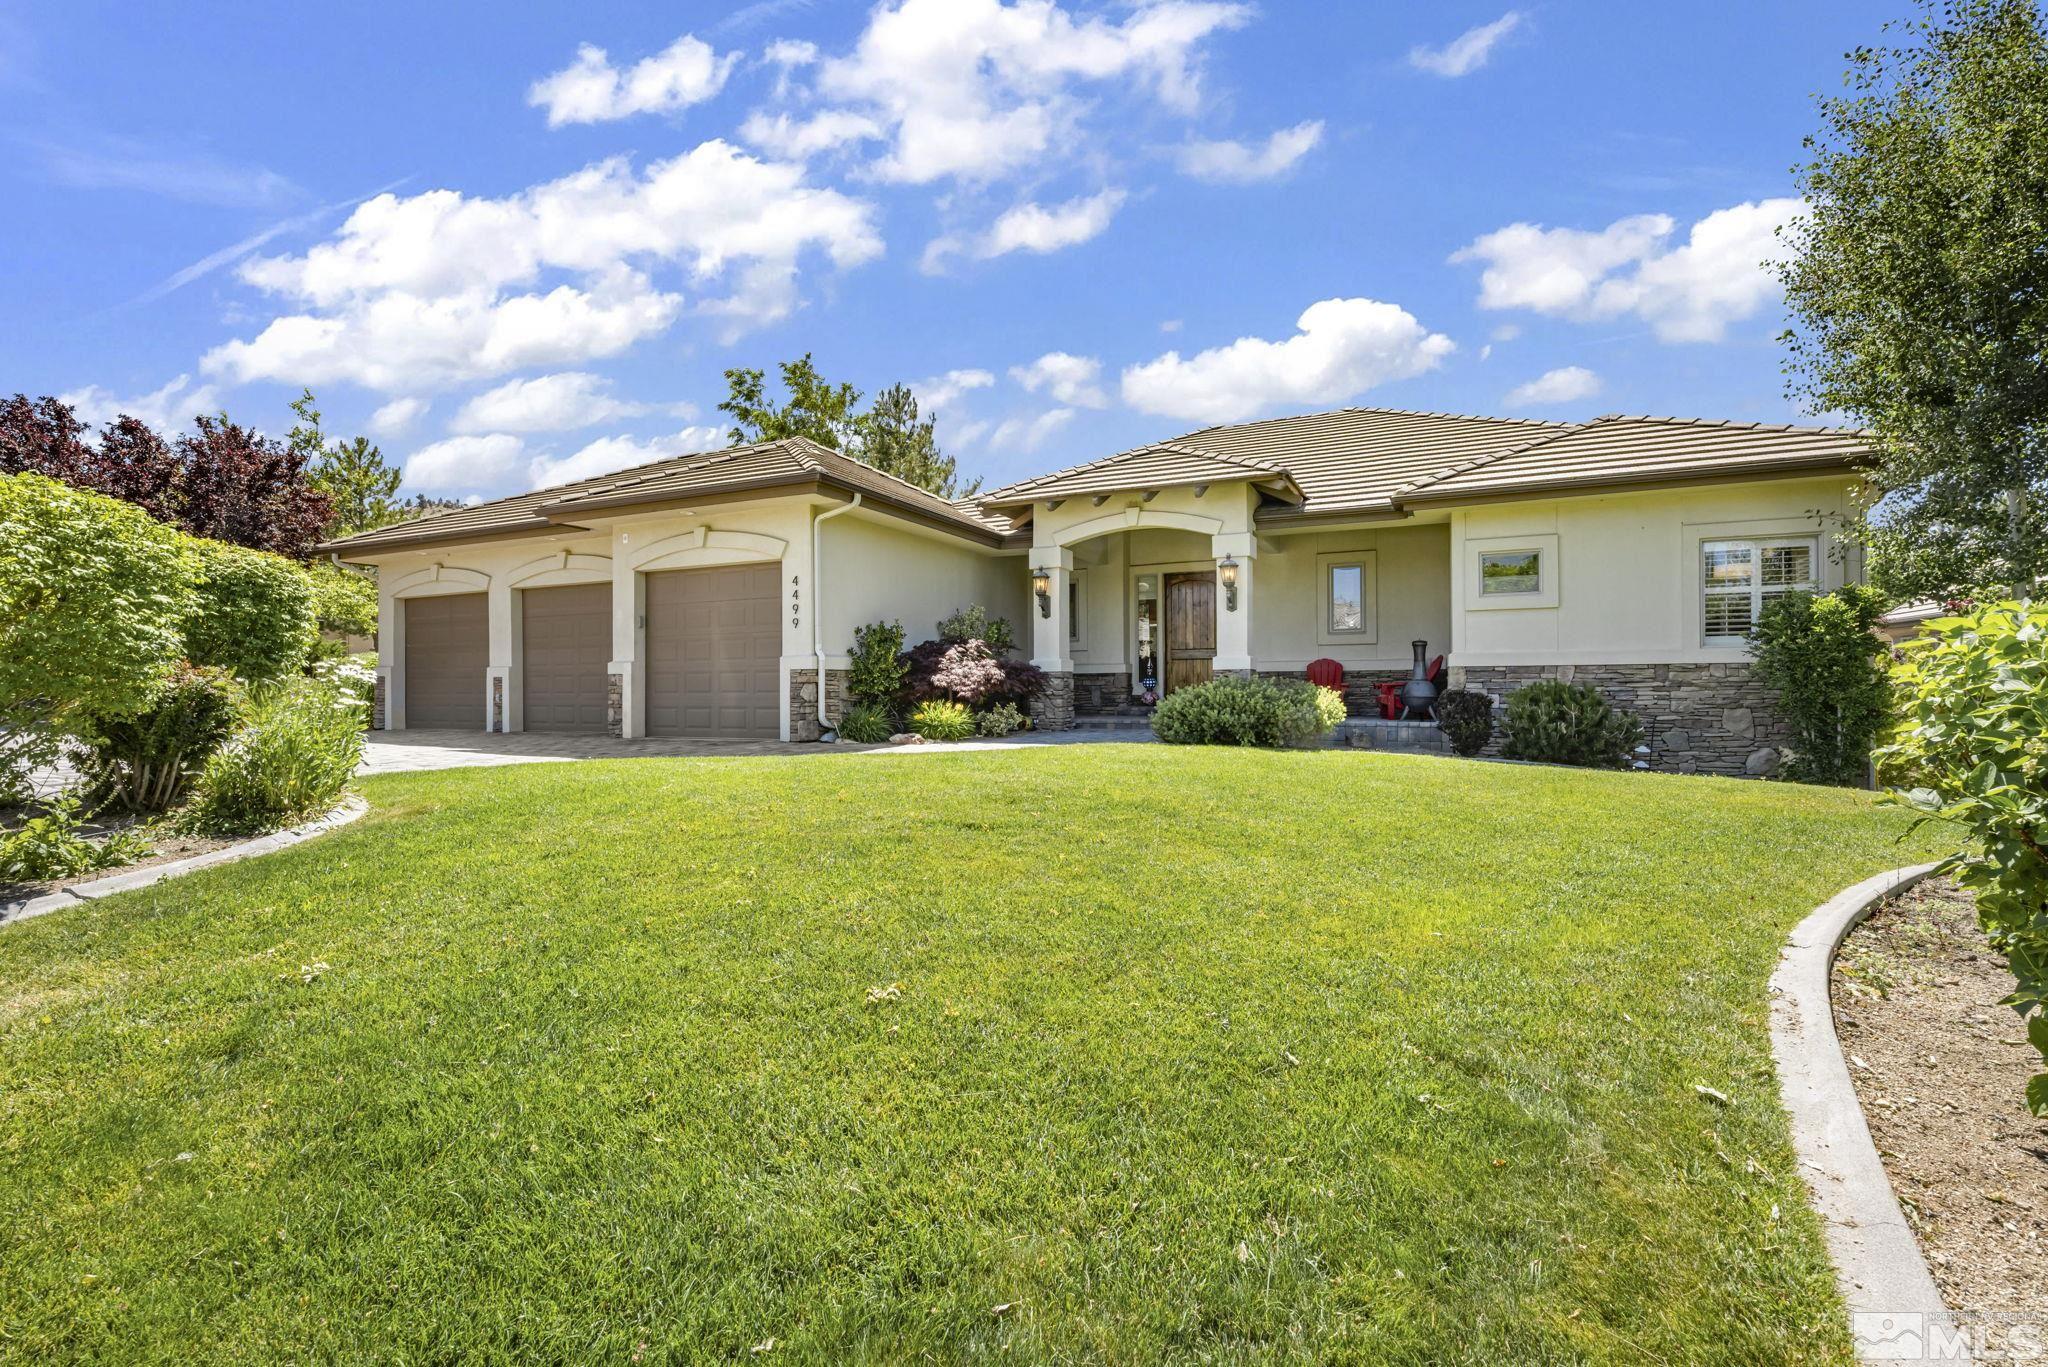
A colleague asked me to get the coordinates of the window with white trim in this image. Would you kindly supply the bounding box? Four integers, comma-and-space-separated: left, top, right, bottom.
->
1327, 560, 1366, 635
1701, 537, 1817, 645
1478, 549, 1542, 597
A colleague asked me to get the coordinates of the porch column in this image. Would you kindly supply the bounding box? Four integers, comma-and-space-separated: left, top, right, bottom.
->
1029, 546, 1075, 730
486, 576, 519, 733
607, 530, 643, 739
1212, 532, 1256, 677
376, 575, 402, 730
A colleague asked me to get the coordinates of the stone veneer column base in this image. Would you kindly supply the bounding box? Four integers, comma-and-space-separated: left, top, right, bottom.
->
372, 674, 388, 731
787, 668, 852, 742
605, 673, 624, 738
1448, 661, 1792, 778
1035, 672, 1076, 731
490, 675, 504, 733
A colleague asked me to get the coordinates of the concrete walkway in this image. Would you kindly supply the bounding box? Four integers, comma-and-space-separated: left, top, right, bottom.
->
359, 724, 1154, 775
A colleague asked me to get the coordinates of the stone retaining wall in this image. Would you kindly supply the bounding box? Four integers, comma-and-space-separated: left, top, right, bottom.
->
1449, 661, 1789, 777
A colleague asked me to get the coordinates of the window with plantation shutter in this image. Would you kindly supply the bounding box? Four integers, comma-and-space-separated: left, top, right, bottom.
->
1702, 537, 1817, 646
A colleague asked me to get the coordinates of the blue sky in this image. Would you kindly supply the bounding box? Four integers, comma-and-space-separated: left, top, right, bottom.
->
3, 1, 1886, 498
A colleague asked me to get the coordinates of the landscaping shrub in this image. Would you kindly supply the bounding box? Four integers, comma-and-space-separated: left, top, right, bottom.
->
1151, 677, 1344, 748
837, 701, 896, 743
181, 677, 363, 837
936, 604, 1016, 654
847, 620, 908, 704
907, 699, 975, 742
976, 702, 1027, 737
1436, 688, 1495, 757
184, 539, 319, 684
1750, 585, 1891, 785
306, 560, 378, 640
312, 655, 377, 727
74, 664, 243, 813
900, 637, 1046, 708
0, 474, 202, 793
1879, 600, 2048, 1115
0, 792, 151, 884
1499, 680, 1645, 769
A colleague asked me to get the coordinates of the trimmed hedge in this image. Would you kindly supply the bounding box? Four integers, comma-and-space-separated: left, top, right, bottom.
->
1151, 677, 1345, 748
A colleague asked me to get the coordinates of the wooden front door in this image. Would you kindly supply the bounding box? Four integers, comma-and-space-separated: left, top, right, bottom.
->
1164, 572, 1216, 694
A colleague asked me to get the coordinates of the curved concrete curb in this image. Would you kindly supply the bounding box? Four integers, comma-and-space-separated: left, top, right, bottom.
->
0, 794, 368, 928
1770, 861, 1970, 1360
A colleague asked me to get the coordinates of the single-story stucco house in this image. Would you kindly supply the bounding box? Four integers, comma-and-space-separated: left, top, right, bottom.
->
321, 406, 1874, 776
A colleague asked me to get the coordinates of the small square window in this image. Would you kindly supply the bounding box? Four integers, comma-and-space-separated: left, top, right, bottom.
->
1478, 550, 1542, 596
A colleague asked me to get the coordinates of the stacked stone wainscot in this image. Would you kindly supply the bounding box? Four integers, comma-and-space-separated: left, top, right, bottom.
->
1449, 661, 1791, 778
786, 668, 853, 742
1034, 672, 1076, 731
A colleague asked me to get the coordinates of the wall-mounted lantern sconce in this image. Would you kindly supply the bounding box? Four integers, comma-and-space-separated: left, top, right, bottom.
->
1032, 567, 1052, 618
1218, 555, 1239, 611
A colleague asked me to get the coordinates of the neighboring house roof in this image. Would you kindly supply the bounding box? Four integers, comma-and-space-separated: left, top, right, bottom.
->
319, 436, 1015, 555
1392, 415, 1875, 506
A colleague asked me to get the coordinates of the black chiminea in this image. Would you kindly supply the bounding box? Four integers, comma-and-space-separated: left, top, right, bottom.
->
1399, 639, 1439, 720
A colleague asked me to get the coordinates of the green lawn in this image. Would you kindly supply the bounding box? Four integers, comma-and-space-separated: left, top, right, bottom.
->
0, 746, 1939, 1363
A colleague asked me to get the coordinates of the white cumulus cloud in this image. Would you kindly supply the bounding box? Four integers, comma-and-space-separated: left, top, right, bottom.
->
451, 371, 677, 434
403, 425, 728, 497
914, 368, 996, 412
1120, 297, 1454, 425
738, 108, 883, 159
369, 396, 429, 436
1505, 365, 1602, 407
202, 140, 881, 390
1010, 352, 1107, 408
58, 374, 220, 434
791, 0, 1251, 185
1175, 120, 1323, 183
1409, 12, 1523, 78
1451, 198, 1803, 342
924, 189, 1125, 271
984, 407, 1076, 453
528, 36, 739, 127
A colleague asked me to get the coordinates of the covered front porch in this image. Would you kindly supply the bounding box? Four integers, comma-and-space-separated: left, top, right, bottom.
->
1009, 481, 1455, 730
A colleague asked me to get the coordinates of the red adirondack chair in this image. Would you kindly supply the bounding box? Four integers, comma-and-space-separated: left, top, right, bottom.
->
1377, 656, 1445, 719
1305, 658, 1344, 690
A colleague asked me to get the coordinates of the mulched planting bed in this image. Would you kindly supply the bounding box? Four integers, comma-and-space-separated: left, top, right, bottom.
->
1833, 877, 2048, 1332
0, 814, 234, 906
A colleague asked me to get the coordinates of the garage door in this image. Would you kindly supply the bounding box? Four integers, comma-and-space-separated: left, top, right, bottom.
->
403, 593, 487, 729
522, 584, 610, 733
644, 564, 781, 738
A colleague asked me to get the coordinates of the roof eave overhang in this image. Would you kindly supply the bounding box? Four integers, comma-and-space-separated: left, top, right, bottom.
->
983, 472, 1304, 516
1392, 457, 1869, 510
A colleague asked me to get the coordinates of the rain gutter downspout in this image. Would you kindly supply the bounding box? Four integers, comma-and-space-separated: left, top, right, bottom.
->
811, 493, 862, 738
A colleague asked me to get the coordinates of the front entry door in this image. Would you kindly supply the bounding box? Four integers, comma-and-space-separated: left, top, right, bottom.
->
1164, 572, 1216, 694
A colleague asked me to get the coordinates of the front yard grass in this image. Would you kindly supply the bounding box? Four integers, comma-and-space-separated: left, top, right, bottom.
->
0, 746, 1940, 1363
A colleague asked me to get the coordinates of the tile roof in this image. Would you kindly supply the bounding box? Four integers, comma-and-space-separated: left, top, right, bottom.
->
981, 440, 1302, 507
319, 436, 1013, 554
321, 407, 1872, 557
1394, 415, 1874, 504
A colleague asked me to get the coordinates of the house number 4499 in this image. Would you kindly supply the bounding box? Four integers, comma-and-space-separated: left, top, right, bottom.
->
790, 574, 801, 630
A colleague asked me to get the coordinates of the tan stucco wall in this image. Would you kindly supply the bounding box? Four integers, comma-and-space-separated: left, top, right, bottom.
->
1252, 523, 1452, 671
1448, 475, 1865, 666
817, 512, 1026, 662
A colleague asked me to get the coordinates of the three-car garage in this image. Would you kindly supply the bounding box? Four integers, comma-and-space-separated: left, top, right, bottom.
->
398, 564, 781, 738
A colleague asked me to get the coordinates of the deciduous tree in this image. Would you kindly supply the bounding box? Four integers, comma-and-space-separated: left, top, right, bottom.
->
1779, 0, 2048, 601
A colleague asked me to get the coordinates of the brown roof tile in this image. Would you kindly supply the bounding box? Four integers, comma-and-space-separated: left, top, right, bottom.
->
1395, 414, 1873, 504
